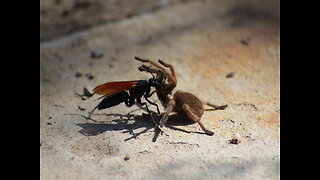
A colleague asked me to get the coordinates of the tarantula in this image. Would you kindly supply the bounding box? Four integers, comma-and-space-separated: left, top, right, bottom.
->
134, 57, 228, 135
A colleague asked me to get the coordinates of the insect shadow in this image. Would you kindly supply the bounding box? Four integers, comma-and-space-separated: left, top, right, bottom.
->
75, 104, 223, 141
76, 106, 163, 142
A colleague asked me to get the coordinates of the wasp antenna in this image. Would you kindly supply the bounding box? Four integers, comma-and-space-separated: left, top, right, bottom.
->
144, 67, 155, 78
149, 71, 155, 78
138, 65, 155, 78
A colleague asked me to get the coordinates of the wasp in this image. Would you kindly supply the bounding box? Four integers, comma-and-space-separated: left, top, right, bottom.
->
88, 72, 162, 126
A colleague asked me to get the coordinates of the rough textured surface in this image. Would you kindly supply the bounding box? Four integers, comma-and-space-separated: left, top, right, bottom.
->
40, 0, 184, 42
40, 0, 280, 179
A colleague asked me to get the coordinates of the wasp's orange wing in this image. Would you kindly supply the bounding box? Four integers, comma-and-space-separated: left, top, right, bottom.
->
92, 80, 139, 100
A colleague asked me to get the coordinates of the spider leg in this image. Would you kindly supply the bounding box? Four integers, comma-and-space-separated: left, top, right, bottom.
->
135, 56, 169, 75
138, 65, 166, 83
135, 56, 176, 86
204, 102, 228, 110
182, 104, 214, 135
159, 99, 176, 127
158, 59, 177, 87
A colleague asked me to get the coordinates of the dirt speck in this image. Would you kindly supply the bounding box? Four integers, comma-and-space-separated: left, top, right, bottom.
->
124, 154, 130, 161
85, 73, 95, 80
78, 104, 86, 111
75, 70, 83, 77
226, 72, 234, 78
91, 49, 104, 59
241, 37, 250, 45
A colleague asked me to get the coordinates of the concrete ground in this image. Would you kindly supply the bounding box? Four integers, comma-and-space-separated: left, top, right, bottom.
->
40, 0, 280, 179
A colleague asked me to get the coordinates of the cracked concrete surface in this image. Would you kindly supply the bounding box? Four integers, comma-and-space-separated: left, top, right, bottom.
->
40, 0, 280, 179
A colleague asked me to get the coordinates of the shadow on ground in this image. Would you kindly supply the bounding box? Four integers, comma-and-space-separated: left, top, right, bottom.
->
76, 111, 162, 142
75, 107, 224, 142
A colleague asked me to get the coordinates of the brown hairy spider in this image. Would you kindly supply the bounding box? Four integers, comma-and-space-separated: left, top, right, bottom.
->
134, 57, 228, 135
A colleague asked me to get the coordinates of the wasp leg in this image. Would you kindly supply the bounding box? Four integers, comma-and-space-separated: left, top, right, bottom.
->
144, 90, 161, 115
87, 104, 99, 120
136, 98, 163, 132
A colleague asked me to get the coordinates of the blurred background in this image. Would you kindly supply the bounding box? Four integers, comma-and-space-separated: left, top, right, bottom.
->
41, 0, 185, 42
40, 0, 279, 42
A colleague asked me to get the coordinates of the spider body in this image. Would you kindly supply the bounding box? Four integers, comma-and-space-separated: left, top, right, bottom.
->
135, 57, 227, 135
173, 91, 204, 118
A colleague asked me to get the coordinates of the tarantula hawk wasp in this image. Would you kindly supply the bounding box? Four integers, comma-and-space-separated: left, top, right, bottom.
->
87, 69, 163, 128
134, 56, 228, 135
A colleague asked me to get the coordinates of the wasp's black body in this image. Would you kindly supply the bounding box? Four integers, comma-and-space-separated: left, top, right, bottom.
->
90, 78, 161, 118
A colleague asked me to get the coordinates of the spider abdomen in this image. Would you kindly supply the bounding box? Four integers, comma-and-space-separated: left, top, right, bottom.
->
173, 90, 204, 118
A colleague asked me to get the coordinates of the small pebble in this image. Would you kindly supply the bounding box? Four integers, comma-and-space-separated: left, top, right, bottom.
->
91, 50, 104, 59
47, 122, 52, 125
124, 154, 130, 161
228, 133, 242, 144
229, 139, 240, 144
226, 72, 234, 78
85, 73, 94, 80
75, 71, 83, 78
78, 104, 86, 111
234, 133, 242, 141
241, 37, 250, 45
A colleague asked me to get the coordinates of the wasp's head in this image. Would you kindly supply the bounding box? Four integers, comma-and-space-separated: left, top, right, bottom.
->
148, 78, 162, 88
